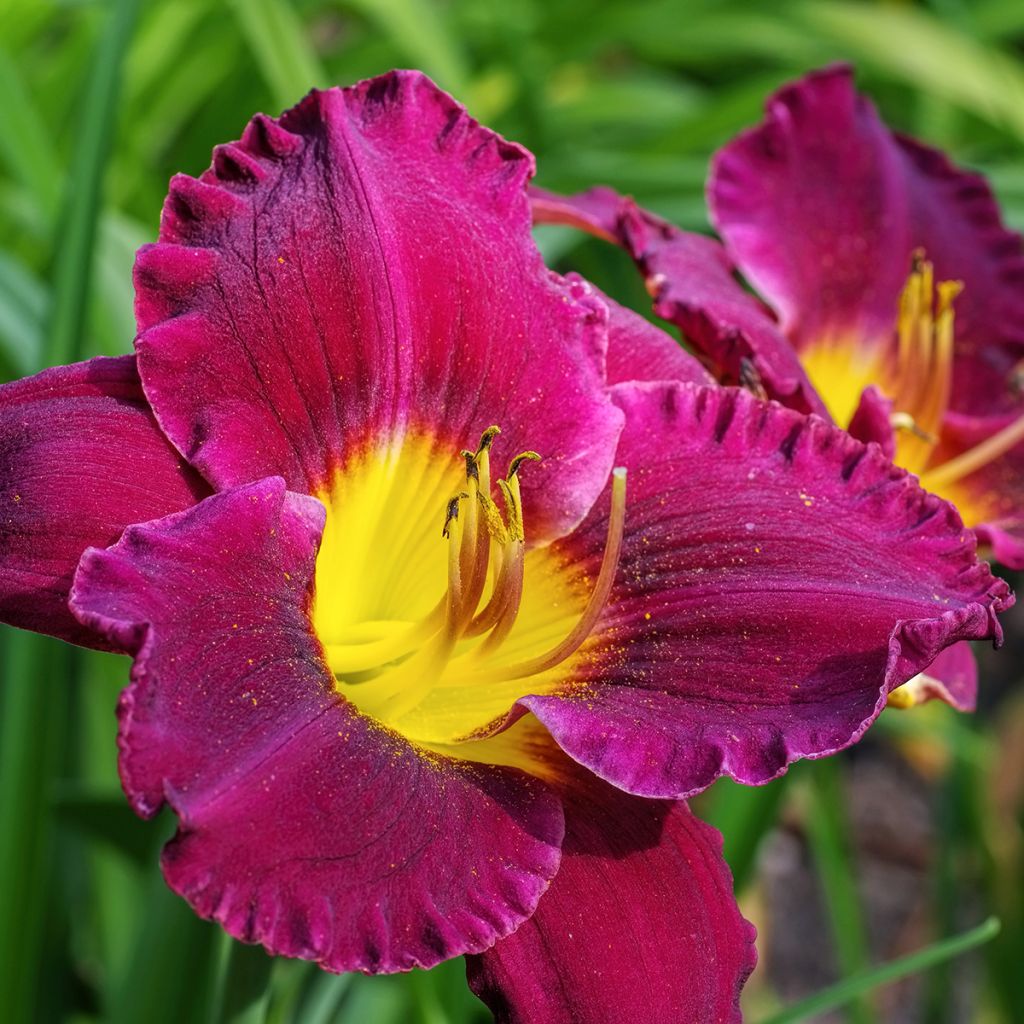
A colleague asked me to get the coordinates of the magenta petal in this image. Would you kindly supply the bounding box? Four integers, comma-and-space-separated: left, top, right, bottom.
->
531, 186, 825, 415
930, 409, 1024, 569
522, 383, 1011, 798
467, 775, 755, 1024
136, 72, 622, 542
581, 276, 715, 387
70, 478, 563, 971
0, 356, 207, 648
709, 65, 1024, 415
848, 385, 897, 459
896, 641, 978, 712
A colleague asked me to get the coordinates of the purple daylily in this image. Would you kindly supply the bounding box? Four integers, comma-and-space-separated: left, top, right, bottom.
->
0, 72, 1013, 1022
533, 65, 1024, 714
708, 64, 1024, 572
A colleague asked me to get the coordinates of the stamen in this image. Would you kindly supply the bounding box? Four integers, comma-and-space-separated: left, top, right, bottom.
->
490, 467, 627, 681
324, 429, 627, 732
921, 412, 1024, 490
477, 425, 501, 453
442, 493, 467, 638
508, 450, 541, 479
890, 412, 936, 446
442, 492, 468, 539
890, 255, 960, 474
473, 539, 525, 657
498, 478, 524, 542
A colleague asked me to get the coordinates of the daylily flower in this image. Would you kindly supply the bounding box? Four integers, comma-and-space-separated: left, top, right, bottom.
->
708, 64, 1024, 570
0, 72, 1013, 1022
532, 65, 1024, 715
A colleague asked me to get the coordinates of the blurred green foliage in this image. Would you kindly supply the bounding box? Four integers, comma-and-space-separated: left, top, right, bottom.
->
0, 0, 1022, 1021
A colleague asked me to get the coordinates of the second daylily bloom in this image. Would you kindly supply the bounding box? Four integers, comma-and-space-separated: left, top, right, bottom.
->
708, 64, 1024, 569
0, 72, 1013, 1021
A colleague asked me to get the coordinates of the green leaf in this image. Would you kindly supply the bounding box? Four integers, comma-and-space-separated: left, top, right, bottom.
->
0, 43, 62, 219
52, 786, 159, 868
701, 771, 793, 892
0, 251, 45, 375
0, 631, 71, 1023
804, 759, 872, 1024
799, 1, 1024, 141
45, 0, 142, 366
107, 859, 220, 1024
208, 930, 275, 1024
758, 916, 1001, 1024
344, 0, 468, 95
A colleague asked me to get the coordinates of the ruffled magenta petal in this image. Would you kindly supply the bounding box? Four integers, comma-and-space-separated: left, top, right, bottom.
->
531, 186, 824, 415
709, 65, 909, 348
583, 276, 714, 387
709, 65, 1024, 417
467, 773, 755, 1024
0, 356, 208, 648
69, 478, 563, 972
135, 72, 621, 542
847, 385, 896, 459
521, 383, 1011, 798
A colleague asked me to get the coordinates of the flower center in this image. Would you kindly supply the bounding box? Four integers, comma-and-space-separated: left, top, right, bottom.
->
804, 253, 1024, 505
312, 428, 625, 746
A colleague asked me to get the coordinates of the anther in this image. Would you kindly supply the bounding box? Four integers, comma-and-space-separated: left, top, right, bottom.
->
890, 412, 936, 445
477, 425, 501, 455
508, 451, 542, 479
498, 478, 524, 543
442, 492, 469, 538
461, 450, 480, 482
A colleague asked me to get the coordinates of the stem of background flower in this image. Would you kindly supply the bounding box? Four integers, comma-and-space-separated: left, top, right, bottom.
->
0, 0, 140, 1019
758, 916, 1000, 1024
804, 758, 873, 1024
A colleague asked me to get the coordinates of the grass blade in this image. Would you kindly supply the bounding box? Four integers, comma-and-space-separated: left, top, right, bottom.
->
0, 2, 140, 1020
804, 759, 872, 1024
701, 772, 793, 892
758, 916, 1001, 1024
45, 0, 142, 366
229, 0, 326, 110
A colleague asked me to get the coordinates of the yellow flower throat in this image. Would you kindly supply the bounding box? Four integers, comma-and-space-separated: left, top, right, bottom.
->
312, 427, 626, 747
804, 253, 1024, 506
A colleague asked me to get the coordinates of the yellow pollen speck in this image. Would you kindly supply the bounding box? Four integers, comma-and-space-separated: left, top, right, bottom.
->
251, 698, 258, 706
277, 256, 285, 264
12, 494, 20, 503
644, 612, 652, 620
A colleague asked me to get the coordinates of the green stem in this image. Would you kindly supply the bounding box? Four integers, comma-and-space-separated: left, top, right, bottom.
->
759, 916, 1000, 1024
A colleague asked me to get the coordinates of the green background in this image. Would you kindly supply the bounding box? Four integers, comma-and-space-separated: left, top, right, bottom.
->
1, 0, 1022, 1021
